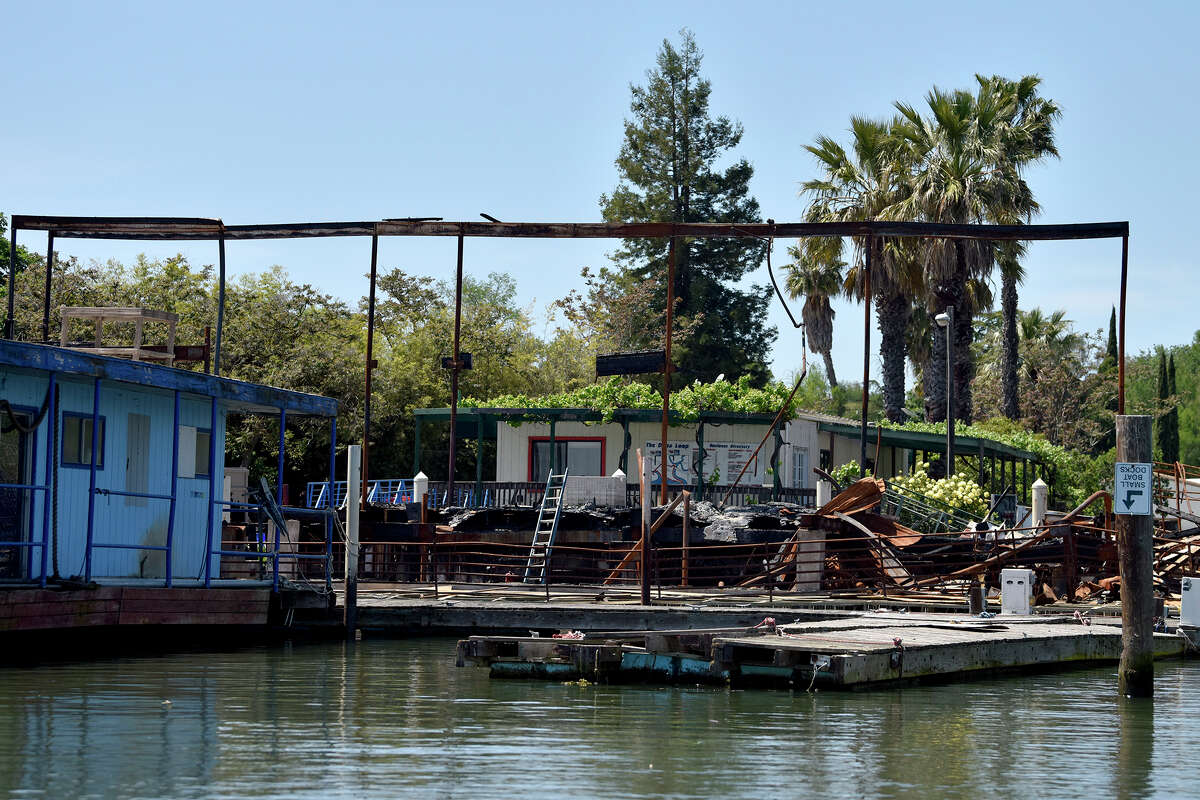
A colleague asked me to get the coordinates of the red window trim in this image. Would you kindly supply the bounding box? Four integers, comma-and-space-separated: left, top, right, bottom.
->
527, 436, 606, 481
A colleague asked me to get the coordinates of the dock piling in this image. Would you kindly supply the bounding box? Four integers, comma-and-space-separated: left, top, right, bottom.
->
1116, 415, 1154, 697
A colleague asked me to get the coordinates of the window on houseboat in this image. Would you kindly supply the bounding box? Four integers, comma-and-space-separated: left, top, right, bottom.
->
63, 414, 105, 468
195, 429, 211, 477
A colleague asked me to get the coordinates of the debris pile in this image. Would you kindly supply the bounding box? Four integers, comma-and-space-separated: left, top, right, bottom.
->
412, 476, 1200, 602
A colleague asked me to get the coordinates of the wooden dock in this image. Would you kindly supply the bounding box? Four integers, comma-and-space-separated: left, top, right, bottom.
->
457, 611, 1194, 689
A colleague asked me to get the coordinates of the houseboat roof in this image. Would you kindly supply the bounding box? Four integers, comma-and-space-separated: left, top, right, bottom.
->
0, 340, 337, 417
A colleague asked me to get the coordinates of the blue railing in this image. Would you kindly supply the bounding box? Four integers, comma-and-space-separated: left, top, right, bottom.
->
305, 479, 552, 509
306, 479, 415, 508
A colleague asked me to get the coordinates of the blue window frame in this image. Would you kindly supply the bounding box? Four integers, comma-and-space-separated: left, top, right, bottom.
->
62, 413, 105, 469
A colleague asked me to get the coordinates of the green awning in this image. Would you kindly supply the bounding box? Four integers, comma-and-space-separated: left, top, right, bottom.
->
414, 406, 782, 435
816, 421, 1039, 462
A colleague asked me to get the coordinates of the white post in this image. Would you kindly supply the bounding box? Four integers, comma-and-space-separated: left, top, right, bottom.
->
816, 479, 832, 508
1031, 478, 1048, 529
344, 444, 361, 638
612, 469, 627, 508
413, 471, 428, 506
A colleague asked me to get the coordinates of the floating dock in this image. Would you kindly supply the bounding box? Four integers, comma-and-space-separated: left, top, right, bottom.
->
457, 612, 1194, 689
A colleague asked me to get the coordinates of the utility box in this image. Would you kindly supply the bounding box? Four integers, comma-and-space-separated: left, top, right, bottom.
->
1182, 576, 1200, 628
1000, 568, 1035, 615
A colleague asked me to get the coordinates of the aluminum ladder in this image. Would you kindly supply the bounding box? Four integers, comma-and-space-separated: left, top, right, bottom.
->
523, 469, 568, 583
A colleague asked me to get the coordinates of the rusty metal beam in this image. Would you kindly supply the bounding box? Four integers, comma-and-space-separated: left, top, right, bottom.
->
374, 220, 1130, 241
11, 215, 1130, 243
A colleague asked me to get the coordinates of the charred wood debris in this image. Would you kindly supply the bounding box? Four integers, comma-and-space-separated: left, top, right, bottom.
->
379, 478, 1199, 604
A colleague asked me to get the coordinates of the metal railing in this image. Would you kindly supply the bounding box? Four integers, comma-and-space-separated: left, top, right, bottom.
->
305, 479, 819, 511
879, 481, 984, 534
306, 478, 415, 508
627, 485, 817, 507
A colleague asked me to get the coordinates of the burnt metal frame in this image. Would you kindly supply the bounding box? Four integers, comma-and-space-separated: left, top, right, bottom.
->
5, 214, 1131, 498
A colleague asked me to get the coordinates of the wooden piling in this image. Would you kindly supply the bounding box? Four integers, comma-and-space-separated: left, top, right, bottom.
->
1116, 415, 1153, 697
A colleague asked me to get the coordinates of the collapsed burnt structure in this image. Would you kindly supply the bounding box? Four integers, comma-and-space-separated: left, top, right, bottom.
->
335, 465, 1199, 613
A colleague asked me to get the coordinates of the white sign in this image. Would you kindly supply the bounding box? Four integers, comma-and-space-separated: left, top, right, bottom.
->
643, 440, 766, 486
1114, 462, 1153, 516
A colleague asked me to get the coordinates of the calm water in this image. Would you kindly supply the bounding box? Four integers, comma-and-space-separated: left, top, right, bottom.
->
0, 637, 1197, 799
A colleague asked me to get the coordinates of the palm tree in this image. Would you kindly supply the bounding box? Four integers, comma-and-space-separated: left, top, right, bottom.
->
975, 75, 1061, 419
801, 117, 922, 421
1017, 308, 1081, 386
890, 76, 1059, 424
891, 88, 1009, 422
995, 242, 1025, 419
784, 243, 843, 387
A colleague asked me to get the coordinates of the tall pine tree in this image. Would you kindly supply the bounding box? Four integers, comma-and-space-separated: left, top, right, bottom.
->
600, 29, 775, 387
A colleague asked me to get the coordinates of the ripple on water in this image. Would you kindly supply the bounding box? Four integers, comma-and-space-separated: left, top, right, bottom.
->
0, 638, 1196, 800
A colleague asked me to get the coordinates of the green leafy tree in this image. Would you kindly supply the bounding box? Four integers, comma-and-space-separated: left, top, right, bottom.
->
1156, 348, 1180, 464
599, 28, 775, 387
372, 268, 593, 480
2, 213, 51, 340
973, 307, 1104, 451
1127, 334, 1200, 465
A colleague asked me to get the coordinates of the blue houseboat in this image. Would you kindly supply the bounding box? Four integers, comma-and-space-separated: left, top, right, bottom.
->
0, 339, 337, 588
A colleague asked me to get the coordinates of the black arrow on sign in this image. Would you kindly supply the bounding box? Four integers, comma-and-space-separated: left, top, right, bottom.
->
1123, 489, 1143, 510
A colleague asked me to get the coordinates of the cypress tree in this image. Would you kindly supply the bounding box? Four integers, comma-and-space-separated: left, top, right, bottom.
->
1102, 306, 1118, 372
1164, 353, 1180, 463
1156, 348, 1170, 460
1094, 306, 1120, 454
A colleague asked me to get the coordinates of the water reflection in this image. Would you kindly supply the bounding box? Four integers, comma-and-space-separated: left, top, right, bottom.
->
0, 640, 1195, 799
1118, 696, 1154, 800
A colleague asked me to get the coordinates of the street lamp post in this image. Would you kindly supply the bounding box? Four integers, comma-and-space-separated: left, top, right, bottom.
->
935, 307, 955, 477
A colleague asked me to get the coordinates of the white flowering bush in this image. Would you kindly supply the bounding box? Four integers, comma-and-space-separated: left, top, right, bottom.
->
890, 460, 988, 517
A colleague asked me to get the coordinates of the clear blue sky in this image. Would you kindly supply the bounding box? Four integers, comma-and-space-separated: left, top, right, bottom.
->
4, 0, 1195, 384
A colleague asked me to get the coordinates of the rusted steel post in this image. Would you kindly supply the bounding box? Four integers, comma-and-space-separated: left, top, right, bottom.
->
1116, 414, 1153, 697
945, 305, 956, 477
41, 231, 54, 343
661, 234, 676, 505
203, 326, 211, 374
213, 228, 226, 376
681, 492, 690, 587
4, 224, 15, 339
363, 231, 378, 505
639, 448, 651, 605
859, 240, 872, 475
447, 235, 464, 498
1118, 234, 1128, 414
